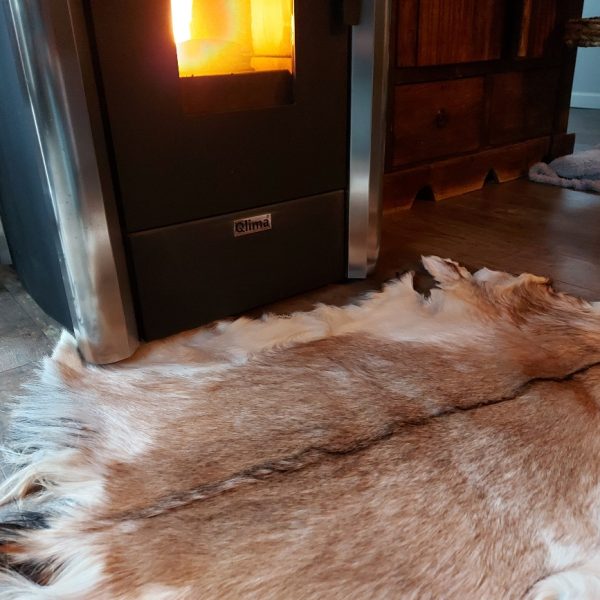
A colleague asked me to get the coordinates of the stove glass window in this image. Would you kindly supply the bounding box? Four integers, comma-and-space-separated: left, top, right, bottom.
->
171, 0, 294, 78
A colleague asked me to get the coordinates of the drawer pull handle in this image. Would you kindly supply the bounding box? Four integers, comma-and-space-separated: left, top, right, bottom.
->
435, 109, 449, 129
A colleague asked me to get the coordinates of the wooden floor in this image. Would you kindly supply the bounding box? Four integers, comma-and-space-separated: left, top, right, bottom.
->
0, 111, 599, 416
376, 179, 600, 300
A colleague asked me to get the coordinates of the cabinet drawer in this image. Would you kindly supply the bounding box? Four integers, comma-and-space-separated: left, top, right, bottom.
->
397, 0, 505, 67
489, 69, 559, 146
392, 78, 484, 167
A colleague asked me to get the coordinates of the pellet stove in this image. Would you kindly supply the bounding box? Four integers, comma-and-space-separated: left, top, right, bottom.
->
0, 0, 389, 363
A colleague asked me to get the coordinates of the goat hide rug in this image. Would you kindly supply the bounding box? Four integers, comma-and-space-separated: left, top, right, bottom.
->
3, 257, 600, 599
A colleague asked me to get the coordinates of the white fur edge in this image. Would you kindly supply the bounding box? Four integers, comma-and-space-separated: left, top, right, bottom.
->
0, 545, 105, 600
527, 558, 600, 600
173, 266, 490, 366
50, 330, 82, 370
0, 330, 108, 597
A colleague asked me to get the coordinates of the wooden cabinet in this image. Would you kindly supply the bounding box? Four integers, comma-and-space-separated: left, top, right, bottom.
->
517, 0, 559, 58
393, 78, 484, 165
489, 70, 560, 145
385, 0, 584, 210
398, 0, 505, 66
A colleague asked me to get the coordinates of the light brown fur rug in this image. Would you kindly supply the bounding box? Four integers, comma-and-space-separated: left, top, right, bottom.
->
2, 257, 600, 599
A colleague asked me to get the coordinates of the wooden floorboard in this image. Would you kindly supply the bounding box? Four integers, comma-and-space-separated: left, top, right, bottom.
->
377, 179, 600, 299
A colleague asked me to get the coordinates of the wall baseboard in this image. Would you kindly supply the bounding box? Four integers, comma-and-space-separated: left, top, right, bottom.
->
571, 92, 600, 110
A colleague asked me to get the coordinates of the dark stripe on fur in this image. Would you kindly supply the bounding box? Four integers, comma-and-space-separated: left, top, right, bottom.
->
92, 359, 600, 527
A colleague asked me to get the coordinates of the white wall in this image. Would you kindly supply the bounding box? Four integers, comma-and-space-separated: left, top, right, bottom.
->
571, 0, 600, 109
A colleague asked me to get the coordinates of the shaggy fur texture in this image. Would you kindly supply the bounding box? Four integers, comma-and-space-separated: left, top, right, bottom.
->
2, 256, 600, 598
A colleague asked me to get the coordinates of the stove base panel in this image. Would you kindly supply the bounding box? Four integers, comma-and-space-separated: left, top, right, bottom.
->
129, 191, 346, 340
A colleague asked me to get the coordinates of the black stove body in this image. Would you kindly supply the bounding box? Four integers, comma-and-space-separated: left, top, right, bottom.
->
0, 0, 389, 362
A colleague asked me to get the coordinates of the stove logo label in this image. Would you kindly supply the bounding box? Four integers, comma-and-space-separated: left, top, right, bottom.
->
233, 213, 272, 237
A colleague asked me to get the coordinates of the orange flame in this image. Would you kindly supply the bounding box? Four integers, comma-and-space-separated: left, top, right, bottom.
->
171, 0, 293, 78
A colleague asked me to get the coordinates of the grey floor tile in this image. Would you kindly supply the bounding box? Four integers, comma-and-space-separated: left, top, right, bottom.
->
0, 287, 37, 338
0, 284, 54, 372
0, 266, 62, 344
0, 330, 53, 372
0, 362, 36, 403
0, 362, 39, 443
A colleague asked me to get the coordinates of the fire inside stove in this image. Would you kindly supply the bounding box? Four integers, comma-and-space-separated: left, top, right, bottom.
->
171, 0, 294, 78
